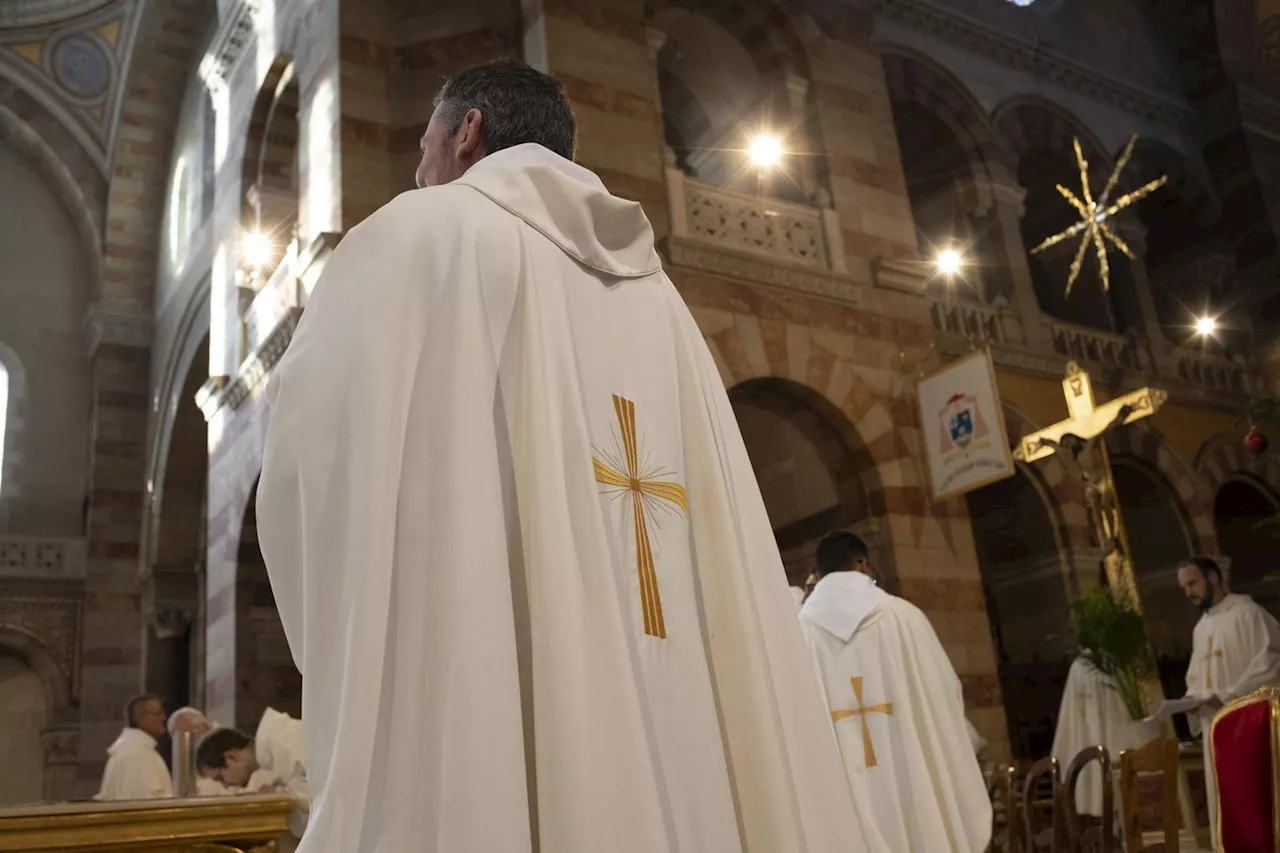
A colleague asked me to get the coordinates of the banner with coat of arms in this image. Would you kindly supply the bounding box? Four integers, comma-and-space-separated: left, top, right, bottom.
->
916, 348, 1015, 502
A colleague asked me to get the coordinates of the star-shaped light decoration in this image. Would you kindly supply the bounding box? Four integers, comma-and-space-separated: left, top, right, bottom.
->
1031, 134, 1168, 296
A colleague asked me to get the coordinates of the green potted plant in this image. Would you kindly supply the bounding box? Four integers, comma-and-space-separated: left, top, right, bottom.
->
1069, 585, 1153, 721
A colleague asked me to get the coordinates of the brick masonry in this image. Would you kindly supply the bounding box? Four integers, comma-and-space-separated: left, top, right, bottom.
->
31, 0, 1274, 786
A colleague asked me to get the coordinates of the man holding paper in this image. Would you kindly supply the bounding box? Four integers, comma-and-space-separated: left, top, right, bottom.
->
1174, 556, 1280, 839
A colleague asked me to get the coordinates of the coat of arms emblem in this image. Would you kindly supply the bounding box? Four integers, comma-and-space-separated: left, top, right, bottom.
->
938, 393, 989, 455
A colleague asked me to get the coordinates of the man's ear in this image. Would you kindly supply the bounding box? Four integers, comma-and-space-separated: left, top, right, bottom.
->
454, 107, 485, 162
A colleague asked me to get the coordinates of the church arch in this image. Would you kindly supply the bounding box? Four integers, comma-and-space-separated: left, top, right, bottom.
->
728, 377, 881, 585
1106, 422, 1216, 554
994, 97, 1134, 334
1213, 475, 1280, 614
882, 50, 1015, 303
240, 55, 301, 269
966, 404, 1073, 759
0, 650, 49, 805
648, 0, 823, 202
234, 477, 300, 733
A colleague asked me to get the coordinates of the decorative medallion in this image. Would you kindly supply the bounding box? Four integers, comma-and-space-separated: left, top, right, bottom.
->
48, 32, 110, 101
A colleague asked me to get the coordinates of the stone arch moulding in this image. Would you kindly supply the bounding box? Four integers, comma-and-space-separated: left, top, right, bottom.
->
992, 95, 1115, 175
239, 54, 296, 230
0, 102, 102, 287
879, 46, 1016, 187
0, 624, 72, 714
644, 0, 816, 79
1195, 429, 1280, 497
141, 277, 211, 576
1107, 422, 1213, 554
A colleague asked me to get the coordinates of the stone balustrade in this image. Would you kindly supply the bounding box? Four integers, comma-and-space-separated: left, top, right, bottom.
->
243, 241, 303, 356
665, 166, 846, 273
1171, 346, 1251, 395
1047, 320, 1143, 372
929, 298, 1011, 345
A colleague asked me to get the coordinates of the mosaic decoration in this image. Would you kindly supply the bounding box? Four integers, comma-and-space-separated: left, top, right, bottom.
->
0, 0, 142, 174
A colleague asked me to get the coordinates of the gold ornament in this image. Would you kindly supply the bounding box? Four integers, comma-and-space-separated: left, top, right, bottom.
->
1030, 133, 1168, 296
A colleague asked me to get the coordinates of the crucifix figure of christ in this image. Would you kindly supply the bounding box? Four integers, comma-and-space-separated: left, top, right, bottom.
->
593, 394, 689, 639
831, 676, 895, 768
1012, 361, 1167, 608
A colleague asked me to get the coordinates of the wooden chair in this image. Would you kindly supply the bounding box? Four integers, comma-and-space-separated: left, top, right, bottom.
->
990, 763, 1022, 853
1063, 745, 1114, 853
1118, 737, 1179, 853
1022, 756, 1066, 853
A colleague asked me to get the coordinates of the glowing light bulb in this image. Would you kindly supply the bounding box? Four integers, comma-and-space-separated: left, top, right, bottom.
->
747, 134, 784, 169
1195, 316, 1217, 336
936, 248, 963, 276
242, 231, 273, 269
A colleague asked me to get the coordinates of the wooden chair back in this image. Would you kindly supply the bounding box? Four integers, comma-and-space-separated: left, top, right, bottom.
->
1022, 756, 1065, 853
1118, 737, 1178, 853
1063, 745, 1114, 853
990, 763, 1021, 853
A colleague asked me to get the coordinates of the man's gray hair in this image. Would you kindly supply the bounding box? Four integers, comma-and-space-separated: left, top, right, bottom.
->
434, 58, 577, 160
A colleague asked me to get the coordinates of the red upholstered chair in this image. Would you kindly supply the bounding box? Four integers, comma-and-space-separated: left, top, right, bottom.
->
1208, 686, 1280, 853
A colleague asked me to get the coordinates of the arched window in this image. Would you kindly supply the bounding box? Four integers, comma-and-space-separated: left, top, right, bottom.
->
0, 359, 8, 497
169, 156, 191, 269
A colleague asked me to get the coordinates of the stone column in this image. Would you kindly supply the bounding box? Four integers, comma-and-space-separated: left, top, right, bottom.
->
782, 71, 818, 200
77, 308, 152, 797
983, 179, 1053, 352
523, 0, 669, 229
1109, 219, 1173, 373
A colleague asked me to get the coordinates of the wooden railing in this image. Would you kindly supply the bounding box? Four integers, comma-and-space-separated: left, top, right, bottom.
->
0, 795, 295, 851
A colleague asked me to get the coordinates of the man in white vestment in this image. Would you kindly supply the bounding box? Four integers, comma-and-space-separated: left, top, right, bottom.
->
197, 708, 308, 836
798, 532, 991, 852
168, 708, 235, 796
1051, 656, 1159, 815
1178, 556, 1280, 840
97, 695, 173, 800
257, 58, 884, 853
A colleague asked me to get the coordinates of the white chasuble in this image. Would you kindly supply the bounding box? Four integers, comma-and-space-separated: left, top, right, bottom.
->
96, 728, 173, 801
799, 572, 992, 853
258, 144, 885, 853
1182, 592, 1280, 840
1050, 657, 1158, 816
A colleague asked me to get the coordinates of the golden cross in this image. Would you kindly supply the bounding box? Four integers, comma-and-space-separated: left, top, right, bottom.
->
593, 395, 688, 639
1203, 635, 1224, 690
1013, 362, 1166, 466
831, 676, 894, 768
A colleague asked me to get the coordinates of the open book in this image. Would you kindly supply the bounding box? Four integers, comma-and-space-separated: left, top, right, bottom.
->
1143, 697, 1205, 722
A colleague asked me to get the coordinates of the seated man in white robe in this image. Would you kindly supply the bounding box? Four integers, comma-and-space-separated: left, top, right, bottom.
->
1177, 556, 1280, 840
97, 694, 173, 800
799, 531, 991, 853
1051, 656, 1159, 816
197, 708, 309, 837
168, 707, 236, 796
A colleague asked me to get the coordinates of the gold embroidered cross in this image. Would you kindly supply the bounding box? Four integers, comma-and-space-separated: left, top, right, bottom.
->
1203, 635, 1224, 690
593, 395, 688, 639
831, 676, 894, 768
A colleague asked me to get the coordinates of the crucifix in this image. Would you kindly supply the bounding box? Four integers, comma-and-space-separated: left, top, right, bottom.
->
593, 394, 689, 639
1012, 361, 1167, 609
831, 676, 895, 768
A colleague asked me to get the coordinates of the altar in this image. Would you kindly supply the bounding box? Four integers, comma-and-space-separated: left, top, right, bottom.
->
0, 795, 295, 852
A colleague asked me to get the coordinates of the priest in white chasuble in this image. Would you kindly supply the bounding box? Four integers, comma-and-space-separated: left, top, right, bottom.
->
1178, 556, 1280, 839
798, 532, 992, 852
1051, 657, 1159, 816
257, 59, 884, 853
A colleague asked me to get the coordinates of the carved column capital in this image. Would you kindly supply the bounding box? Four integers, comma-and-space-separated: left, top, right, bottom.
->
152, 608, 193, 640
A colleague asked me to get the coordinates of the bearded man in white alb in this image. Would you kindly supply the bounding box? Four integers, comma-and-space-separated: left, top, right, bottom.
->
798, 531, 991, 852
97, 694, 172, 800
1177, 556, 1280, 841
257, 58, 883, 853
